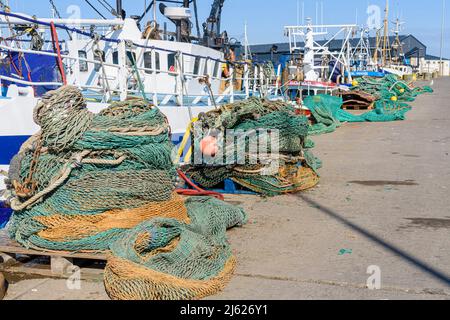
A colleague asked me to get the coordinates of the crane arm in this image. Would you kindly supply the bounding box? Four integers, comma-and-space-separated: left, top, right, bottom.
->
206, 0, 225, 37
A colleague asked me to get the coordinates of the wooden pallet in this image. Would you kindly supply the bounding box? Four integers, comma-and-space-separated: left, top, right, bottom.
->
342, 105, 373, 110
0, 230, 107, 281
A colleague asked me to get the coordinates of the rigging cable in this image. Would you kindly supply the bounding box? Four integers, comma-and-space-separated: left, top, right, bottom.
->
48, 0, 73, 40
84, 0, 107, 19
98, 0, 115, 11
97, 0, 119, 17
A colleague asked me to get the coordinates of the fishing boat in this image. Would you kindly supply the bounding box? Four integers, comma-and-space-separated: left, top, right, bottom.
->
347, 27, 386, 78
0, 0, 274, 195
282, 19, 356, 103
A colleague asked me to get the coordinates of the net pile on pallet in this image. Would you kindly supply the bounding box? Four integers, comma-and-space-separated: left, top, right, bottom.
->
352, 74, 433, 102
2, 86, 247, 300
185, 98, 321, 196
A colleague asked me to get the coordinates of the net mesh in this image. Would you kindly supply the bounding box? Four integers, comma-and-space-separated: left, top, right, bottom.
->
4, 86, 247, 300
307, 75, 433, 135
185, 98, 321, 196
104, 197, 247, 300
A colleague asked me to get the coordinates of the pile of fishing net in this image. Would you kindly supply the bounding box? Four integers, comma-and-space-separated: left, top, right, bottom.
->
2, 86, 247, 300
352, 74, 433, 103
307, 94, 412, 136
105, 196, 247, 300
307, 74, 434, 136
184, 98, 321, 196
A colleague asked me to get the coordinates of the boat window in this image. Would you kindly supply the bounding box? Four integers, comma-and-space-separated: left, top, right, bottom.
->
168, 53, 176, 72
144, 52, 152, 74
113, 51, 119, 65
155, 52, 161, 73
94, 50, 105, 72
78, 50, 88, 72
213, 61, 220, 78
193, 57, 201, 75
203, 58, 209, 75
126, 51, 137, 67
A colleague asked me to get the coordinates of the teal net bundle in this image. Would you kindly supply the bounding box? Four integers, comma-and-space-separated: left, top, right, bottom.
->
104, 197, 247, 300
6, 86, 178, 251
306, 95, 412, 135
307, 75, 434, 136
185, 98, 321, 196
3, 86, 248, 300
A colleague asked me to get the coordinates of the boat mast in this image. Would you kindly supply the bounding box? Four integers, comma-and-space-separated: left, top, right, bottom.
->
392, 18, 404, 64
382, 0, 390, 66
440, 0, 446, 76
116, 0, 124, 19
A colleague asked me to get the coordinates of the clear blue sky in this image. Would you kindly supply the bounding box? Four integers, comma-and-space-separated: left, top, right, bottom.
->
8, 0, 449, 57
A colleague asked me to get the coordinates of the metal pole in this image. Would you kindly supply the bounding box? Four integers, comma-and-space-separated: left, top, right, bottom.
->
116, 0, 123, 17
440, 0, 446, 76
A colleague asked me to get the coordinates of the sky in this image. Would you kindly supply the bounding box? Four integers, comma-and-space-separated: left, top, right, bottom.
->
6, 0, 450, 57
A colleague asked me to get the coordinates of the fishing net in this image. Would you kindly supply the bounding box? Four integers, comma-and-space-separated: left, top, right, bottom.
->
5, 86, 179, 251
185, 98, 321, 196
104, 197, 247, 300
306, 95, 411, 135
307, 75, 433, 136
352, 74, 433, 102
3, 86, 248, 299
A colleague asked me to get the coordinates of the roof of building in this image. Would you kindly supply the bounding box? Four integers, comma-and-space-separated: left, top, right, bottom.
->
425, 54, 449, 61
249, 34, 426, 55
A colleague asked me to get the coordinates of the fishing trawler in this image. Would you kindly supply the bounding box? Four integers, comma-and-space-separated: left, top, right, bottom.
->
0, 0, 275, 194
283, 19, 356, 102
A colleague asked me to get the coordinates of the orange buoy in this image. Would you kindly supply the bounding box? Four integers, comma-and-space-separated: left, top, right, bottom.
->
200, 136, 219, 157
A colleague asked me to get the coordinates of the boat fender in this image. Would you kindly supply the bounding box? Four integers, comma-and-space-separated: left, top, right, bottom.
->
200, 136, 219, 157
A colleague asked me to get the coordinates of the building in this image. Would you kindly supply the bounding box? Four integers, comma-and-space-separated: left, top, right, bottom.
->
419, 55, 450, 76
246, 34, 428, 70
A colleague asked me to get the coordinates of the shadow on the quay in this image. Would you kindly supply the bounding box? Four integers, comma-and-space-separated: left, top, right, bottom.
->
295, 194, 450, 287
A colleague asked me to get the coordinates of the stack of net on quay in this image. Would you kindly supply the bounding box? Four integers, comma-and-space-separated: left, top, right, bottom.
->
184, 98, 322, 197
2, 86, 247, 300
307, 75, 434, 136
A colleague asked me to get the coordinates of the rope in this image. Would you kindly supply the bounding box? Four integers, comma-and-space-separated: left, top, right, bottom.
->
176, 169, 224, 201
50, 22, 67, 85
11, 151, 88, 211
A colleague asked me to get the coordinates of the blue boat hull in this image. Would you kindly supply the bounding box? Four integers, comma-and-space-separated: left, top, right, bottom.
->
345, 71, 386, 78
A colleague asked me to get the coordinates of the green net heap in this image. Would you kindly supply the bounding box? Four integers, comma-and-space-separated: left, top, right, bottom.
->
307, 74, 434, 136
3, 86, 247, 300
185, 98, 321, 196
